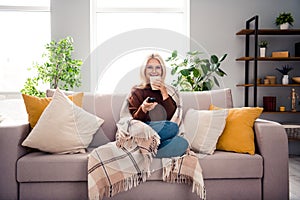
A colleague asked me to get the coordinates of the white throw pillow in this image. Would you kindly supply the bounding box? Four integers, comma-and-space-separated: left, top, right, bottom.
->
22, 88, 104, 154
184, 109, 228, 155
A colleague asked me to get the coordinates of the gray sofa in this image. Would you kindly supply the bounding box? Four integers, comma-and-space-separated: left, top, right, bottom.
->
0, 88, 289, 200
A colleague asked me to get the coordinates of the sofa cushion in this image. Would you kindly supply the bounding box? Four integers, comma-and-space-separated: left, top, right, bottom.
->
183, 109, 228, 154
82, 93, 127, 143
149, 151, 263, 181
180, 88, 233, 115
46, 88, 81, 97
22, 89, 104, 154
17, 151, 89, 182
199, 151, 263, 179
17, 151, 263, 183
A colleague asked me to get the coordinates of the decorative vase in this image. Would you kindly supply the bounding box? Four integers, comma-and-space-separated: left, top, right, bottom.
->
260, 47, 266, 57
282, 75, 289, 85
280, 23, 289, 30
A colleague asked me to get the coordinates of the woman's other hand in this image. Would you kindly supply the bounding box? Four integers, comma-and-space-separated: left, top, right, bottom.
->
151, 79, 168, 100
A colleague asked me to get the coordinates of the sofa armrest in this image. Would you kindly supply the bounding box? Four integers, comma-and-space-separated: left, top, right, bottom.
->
254, 119, 289, 200
0, 122, 30, 200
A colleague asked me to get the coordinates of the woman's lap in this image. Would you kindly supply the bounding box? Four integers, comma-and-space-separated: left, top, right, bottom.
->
146, 120, 179, 141
156, 136, 188, 158
146, 121, 188, 158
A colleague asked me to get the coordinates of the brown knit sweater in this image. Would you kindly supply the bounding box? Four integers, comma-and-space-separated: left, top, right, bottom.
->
128, 84, 177, 122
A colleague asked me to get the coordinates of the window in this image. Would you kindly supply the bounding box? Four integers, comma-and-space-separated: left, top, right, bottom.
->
93, 0, 190, 94
0, 0, 50, 93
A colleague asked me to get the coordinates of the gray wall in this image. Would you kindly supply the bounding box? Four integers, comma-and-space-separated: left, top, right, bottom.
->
51, 0, 91, 92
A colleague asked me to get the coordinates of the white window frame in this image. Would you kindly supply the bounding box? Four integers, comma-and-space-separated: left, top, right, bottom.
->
0, 5, 49, 12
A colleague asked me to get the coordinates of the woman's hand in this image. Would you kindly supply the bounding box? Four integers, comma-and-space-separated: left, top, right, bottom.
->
141, 97, 158, 113
151, 79, 169, 100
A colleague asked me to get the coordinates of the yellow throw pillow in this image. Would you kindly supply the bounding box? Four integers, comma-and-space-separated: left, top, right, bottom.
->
22, 92, 84, 128
209, 104, 263, 155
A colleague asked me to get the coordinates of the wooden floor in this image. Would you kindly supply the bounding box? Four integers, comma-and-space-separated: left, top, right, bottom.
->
289, 155, 300, 200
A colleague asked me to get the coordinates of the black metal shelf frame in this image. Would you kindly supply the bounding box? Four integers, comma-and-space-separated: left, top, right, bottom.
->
244, 15, 259, 106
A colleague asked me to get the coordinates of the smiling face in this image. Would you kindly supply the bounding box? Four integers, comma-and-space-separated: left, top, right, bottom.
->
139, 53, 166, 87
145, 58, 162, 81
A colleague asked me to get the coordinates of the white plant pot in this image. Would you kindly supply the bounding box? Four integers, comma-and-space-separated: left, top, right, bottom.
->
280, 23, 289, 30
282, 75, 289, 85
260, 47, 266, 57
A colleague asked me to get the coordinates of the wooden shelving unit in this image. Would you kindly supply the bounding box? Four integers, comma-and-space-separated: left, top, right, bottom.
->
236, 29, 300, 35
237, 84, 300, 87
263, 111, 300, 114
236, 15, 300, 107
236, 57, 300, 61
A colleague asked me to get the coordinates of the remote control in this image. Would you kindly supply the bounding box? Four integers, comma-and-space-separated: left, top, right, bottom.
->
147, 97, 157, 103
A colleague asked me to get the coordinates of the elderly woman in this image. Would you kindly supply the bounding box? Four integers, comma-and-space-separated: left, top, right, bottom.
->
127, 53, 188, 158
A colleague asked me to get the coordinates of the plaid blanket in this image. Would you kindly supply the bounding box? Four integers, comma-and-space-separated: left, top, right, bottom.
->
88, 85, 205, 200
163, 150, 206, 199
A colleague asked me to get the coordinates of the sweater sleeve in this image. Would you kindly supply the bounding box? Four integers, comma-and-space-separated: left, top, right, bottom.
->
161, 95, 177, 120
128, 88, 148, 122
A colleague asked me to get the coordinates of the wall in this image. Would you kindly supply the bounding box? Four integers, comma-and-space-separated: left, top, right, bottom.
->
51, 0, 91, 92
190, 0, 300, 108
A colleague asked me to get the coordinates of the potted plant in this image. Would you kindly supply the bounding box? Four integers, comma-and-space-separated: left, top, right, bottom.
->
258, 40, 268, 57
166, 50, 227, 91
21, 36, 83, 97
276, 64, 293, 85
275, 12, 294, 30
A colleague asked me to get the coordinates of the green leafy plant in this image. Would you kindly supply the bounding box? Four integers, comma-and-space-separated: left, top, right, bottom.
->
21, 78, 46, 97
275, 12, 294, 26
276, 64, 293, 75
166, 50, 227, 91
21, 36, 82, 97
258, 40, 268, 48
